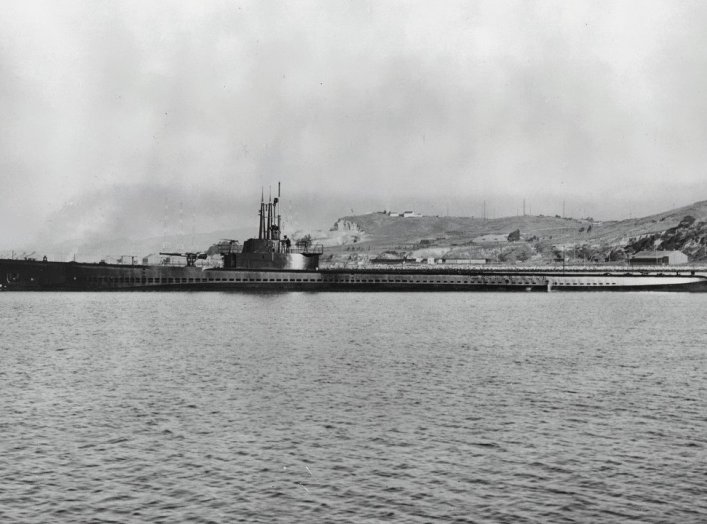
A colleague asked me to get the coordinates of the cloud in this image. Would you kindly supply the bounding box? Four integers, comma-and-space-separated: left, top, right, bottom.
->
2, 0, 707, 249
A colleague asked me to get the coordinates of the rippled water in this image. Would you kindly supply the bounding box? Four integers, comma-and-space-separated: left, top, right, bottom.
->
1, 292, 706, 523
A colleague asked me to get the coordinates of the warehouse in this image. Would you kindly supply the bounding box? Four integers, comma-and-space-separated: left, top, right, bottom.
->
629, 250, 688, 266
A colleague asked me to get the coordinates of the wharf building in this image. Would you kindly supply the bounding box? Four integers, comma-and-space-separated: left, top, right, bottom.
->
629, 250, 688, 266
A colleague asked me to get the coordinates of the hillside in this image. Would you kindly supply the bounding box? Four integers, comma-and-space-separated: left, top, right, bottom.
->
316, 200, 707, 265
8, 199, 707, 265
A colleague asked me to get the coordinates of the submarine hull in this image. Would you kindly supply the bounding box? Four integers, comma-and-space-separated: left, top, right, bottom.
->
2, 259, 706, 292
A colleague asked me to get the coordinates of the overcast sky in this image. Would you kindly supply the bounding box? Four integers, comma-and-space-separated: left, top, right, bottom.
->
2, 0, 707, 248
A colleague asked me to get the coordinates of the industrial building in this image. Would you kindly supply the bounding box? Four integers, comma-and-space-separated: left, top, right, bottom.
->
387, 210, 423, 218
629, 250, 688, 266
440, 258, 488, 265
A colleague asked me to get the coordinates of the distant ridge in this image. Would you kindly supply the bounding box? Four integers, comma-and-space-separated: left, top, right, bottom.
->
7, 199, 707, 264
318, 199, 707, 263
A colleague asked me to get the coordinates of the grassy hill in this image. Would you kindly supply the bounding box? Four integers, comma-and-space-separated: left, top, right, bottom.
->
317, 200, 707, 265
10, 199, 707, 265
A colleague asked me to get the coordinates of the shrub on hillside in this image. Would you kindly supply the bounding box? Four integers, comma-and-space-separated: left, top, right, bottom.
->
499, 243, 533, 263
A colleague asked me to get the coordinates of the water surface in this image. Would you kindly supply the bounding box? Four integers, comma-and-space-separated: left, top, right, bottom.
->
1, 292, 706, 522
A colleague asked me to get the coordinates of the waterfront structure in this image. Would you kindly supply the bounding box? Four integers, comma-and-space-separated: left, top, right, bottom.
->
441, 258, 487, 265
630, 250, 688, 266
142, 253, 165, 265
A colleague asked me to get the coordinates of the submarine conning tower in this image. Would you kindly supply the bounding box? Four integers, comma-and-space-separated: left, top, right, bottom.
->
222, 183, 321, 271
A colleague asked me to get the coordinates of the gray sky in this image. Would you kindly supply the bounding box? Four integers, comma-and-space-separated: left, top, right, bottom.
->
2, 0, 707, 248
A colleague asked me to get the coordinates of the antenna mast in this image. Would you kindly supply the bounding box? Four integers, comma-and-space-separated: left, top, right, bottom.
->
258, 188, 265, 240
267, 187, 272, 240
277, 182, 281, 240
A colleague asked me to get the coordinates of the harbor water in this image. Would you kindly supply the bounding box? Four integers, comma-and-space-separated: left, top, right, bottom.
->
1, 292, 706, 523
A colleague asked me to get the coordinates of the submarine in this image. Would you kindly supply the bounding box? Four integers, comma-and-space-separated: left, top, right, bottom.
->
1, 186, 706, 292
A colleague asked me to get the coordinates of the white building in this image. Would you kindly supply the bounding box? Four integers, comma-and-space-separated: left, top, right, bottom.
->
142, 253, 166, 265
388, 210, 422, 218
441, 258, 487, 265
629, 250, 688, 266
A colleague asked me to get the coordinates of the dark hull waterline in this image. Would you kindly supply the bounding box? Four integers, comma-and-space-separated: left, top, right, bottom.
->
2, 259, 706, 292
